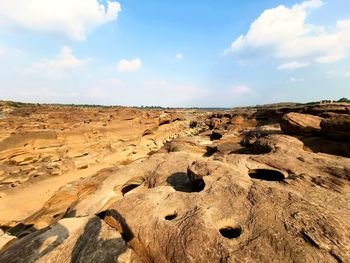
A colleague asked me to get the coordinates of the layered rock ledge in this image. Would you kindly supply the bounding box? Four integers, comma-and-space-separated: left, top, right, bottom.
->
0, 103, 349, 262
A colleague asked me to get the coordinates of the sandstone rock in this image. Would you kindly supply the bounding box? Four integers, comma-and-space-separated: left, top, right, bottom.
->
158, 112, 180, 126
0, 106, 192, 224
302, 104, 350, 116
320, 116, 350, 141
0, 233, 17, 252
1, 103, 350, 262
0, 216, 132, 263
104, 140, 350, 262
280, 112, 323, 135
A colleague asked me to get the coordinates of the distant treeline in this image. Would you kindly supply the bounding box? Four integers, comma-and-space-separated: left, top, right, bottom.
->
233, 98, 349, 110
1, 97, 349, 110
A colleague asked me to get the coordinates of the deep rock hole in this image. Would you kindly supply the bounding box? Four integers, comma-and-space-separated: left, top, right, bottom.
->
121, 184, 141, 196
249, 169, 285, 182
219, 226, 242, 239
192, 179, 205, 192
165, 213, 177, 221
167, 173, 205, 193
210, 131, 223, 141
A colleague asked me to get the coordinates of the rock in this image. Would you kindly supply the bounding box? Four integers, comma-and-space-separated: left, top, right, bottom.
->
241, 131, 268, 146
302, 104, 350, 116
320, 116, 350, 141
104, 139, 350, 262
0, 233, 17, 252
1, 103, 350, 262
302, 137, 350, 157
189, 120, 197, 128
280, 112, 323, 135
0, 216, 132, 263
0, 106, 192, 224
205, 117, 221, 129
216, 142, 241, 154
158, 112, 180, 126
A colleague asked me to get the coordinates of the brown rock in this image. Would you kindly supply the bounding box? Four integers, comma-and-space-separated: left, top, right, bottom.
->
1, 103, 350, 262
320, 116, 350, 141
280, 112, 323, 135
0, 216, 133, 263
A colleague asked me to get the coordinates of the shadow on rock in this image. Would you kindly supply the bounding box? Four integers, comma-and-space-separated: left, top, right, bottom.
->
0, 222, 69, 263
166, 172, 194, 192
71, 217, 127, 263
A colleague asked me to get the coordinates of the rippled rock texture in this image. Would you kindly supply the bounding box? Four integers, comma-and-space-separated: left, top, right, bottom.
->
0, 103, 349, 262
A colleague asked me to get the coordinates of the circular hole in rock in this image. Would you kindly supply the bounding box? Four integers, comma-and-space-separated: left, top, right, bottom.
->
219, 226, 242, 239
249, 169, 285, 182
121, 184, 141, 196
210, 131, 223, 141
165, 213, 177, 221
192, 179, 205, 192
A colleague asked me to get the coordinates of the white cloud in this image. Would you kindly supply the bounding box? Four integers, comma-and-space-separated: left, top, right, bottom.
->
290, 77, 305, 82
0, 45, 23, 56
230, 85, 252, 96
0, 0, 121, 40
29, 46, 89, 78
226, 0, 350, 64
326, 70, 350, 78
278, 61, 310, 70
176, 54, 183, 60
117, 58, 142, 72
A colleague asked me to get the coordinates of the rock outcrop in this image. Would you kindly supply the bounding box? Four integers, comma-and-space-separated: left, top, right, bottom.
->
320, 116, 350, 141
280, 112, 323, 135
0, 103, 349, 262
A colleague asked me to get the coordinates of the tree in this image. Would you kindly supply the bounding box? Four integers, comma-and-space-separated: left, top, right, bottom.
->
338, 98, 350, 103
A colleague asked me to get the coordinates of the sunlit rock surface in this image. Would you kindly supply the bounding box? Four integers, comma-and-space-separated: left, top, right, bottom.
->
0, 103, 349, 262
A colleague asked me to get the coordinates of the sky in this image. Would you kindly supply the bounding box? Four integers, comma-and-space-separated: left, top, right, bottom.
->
0, 0, 349, 107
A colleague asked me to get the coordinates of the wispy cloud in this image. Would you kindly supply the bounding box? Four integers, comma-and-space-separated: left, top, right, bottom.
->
117, 58, 142, 72
0, 45, 23, 56
230, 85, 252, 96
175, 53, 183, 60
290, 77, 305, 83
278, 61, 310, 70
28, 46, 89, 78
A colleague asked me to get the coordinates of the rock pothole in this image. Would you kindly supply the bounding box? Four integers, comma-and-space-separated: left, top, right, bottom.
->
210, 131, 223, 141
219, 226, 242, 239
164, 213, 177, 221
192, 179, 205, 192
249, 169, 285, 182
167, 172, 205, 193
120, 177, 145, 196
121, 184, 141, 196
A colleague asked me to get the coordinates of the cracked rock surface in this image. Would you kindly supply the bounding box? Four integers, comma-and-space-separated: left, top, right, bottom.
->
0, 103, 349, 262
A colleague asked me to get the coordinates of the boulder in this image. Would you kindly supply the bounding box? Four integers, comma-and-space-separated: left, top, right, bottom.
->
280, 112, 323, 136
158, 112, 181, 126
320, 116, 350, 141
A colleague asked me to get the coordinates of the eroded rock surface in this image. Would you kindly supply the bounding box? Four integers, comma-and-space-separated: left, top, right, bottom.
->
280, 112, 323, 135
0, 103, 349, 262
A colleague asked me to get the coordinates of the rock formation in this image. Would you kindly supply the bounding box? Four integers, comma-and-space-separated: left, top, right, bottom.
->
0, 103, 349, 262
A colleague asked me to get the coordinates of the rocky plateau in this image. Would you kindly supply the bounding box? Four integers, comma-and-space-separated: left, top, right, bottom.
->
0, 102, 349, 262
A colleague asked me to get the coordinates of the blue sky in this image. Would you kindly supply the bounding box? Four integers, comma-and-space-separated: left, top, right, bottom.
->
0, 0, 349, 107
